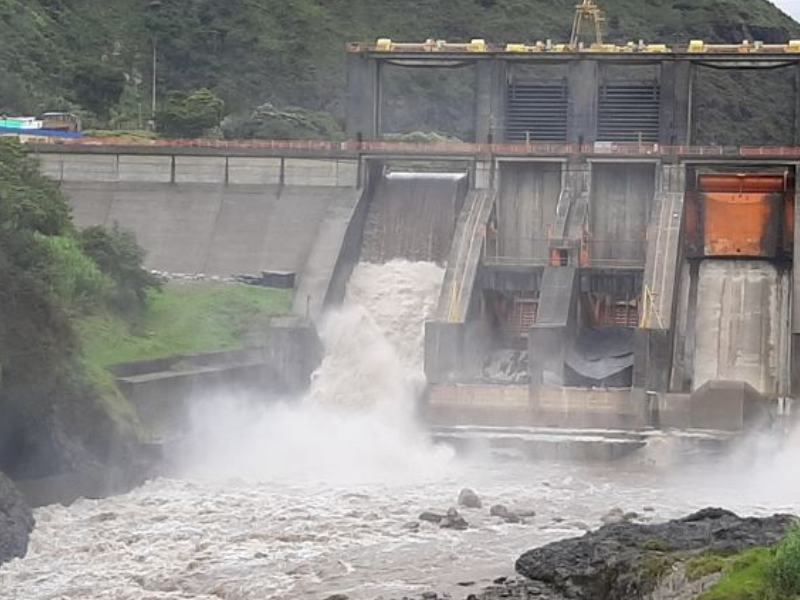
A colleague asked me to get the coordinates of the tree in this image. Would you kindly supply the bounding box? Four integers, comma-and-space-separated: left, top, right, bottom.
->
70, 61, 126, 119
78, 225, 161, 313
155, 88, 225, 137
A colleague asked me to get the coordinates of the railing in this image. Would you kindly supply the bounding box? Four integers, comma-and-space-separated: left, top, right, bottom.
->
483, 237, 552, 267
585, 239, 646, 269
25, 136, 800, 159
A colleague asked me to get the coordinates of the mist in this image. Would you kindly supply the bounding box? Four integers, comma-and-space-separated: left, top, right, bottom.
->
174, 261, 455, 486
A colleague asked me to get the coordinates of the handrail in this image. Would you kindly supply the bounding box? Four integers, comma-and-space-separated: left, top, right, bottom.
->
25, 136, 800, 158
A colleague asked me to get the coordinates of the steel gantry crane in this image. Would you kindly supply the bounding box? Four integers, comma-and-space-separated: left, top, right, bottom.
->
570, 0, 605, 48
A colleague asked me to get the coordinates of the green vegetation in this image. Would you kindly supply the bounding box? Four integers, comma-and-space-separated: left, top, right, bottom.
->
695, 524, 800, 600
1, 0, 798, 142
223, 103, 345, 141
0, 138, 157, 475
696, 548, 775, 600
686, 552, 731, 582
77, 282, 292, 368
155, 88, 225, 138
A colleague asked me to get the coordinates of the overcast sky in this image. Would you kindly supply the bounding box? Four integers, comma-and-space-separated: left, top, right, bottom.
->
773, 0, 800, 21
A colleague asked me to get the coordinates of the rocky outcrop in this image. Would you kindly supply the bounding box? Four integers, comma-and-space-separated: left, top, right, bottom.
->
514, 507, 795, 600
0, 471, 34, 565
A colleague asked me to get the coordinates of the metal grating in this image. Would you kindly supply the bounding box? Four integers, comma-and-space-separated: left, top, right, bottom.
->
597, 84, 660, 142
598, 299, 640, 328
507, 84, 568, 142
505, 293, 540, 338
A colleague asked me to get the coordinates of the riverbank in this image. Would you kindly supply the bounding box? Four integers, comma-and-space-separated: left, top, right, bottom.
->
369, 507, 799, 600
76, 281, 293, 368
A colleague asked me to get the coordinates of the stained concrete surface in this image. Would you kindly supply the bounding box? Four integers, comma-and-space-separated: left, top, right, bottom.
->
496, 162, 562, 260
589, 163, 655, 265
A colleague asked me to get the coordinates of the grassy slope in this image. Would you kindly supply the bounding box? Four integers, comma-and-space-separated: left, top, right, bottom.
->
76, 282, 292, 368
2, 0, 798, 118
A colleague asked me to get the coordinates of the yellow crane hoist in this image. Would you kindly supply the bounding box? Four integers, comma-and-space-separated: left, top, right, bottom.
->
570, 0, 605, 49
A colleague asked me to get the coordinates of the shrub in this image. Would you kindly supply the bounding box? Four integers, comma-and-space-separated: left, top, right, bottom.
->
765, 523, 800, 599
35, 234, 115, 313
155, 88, 225, 137
78, 224, 162, 313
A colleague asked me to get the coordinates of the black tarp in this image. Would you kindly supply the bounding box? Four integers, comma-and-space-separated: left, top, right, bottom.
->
565, 327, 635, 382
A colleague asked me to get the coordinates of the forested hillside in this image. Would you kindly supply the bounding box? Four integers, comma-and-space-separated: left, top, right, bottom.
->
1, 0, 798, 136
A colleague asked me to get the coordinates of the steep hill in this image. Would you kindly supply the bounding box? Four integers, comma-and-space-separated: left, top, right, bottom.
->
1, 0, 799, 142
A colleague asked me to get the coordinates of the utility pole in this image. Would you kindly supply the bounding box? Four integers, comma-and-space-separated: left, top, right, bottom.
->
145, 0, 163, 123
151, 35, 158, 117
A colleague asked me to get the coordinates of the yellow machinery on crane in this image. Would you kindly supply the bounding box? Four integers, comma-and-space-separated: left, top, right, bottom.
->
570, 0, 605, 48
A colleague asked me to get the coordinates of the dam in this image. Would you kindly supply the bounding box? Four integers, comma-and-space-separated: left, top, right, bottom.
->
35, 140, 800, 451
28, 37, 800, 451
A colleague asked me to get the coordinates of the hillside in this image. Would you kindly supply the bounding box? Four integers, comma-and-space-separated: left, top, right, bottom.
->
1, 0, 799, 142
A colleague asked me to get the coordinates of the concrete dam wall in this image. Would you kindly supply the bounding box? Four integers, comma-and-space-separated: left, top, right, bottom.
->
39, 153, 360, 278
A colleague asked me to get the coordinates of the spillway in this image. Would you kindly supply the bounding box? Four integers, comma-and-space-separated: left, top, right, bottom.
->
692, 260, 791, 396
360, 172, 467, 264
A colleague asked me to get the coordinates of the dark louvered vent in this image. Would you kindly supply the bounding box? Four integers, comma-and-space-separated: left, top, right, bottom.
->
506, 84, 568, 142
597, 84, 661, 142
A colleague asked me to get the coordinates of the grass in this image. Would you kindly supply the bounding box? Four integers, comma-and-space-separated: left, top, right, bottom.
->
696, 548, 775, 600
76, 281, 293, 368
686, 553, 730, 582
696, 524, 800, 600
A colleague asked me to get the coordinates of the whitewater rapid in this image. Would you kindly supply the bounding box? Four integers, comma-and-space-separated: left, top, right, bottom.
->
1, 260, 799, 600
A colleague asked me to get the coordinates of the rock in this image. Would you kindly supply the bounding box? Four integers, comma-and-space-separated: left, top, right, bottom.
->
0, 471, 34, 566
458, 488, 482, 509
514, 508, 537, 518
601, 507, 625, 525
323, 595, 349, 600
440, 507, 469, 530
490, 504, 510, 517
515, 507, 796, 600
419, 510, 446, 524
489, 504, 523, 523
623, 511, 640, 522
421, 592, 438, 600
643, 506, 656, 513
402, 521, 421, 532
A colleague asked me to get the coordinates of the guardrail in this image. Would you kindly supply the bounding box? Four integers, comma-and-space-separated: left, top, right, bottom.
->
24, 137, 800, 159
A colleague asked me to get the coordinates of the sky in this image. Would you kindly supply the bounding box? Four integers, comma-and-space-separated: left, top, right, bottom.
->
773, 0, 800, 21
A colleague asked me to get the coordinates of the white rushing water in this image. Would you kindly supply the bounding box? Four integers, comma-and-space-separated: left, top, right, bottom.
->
2, 260, 800, 600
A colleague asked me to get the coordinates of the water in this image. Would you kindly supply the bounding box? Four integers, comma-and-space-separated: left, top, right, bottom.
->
2, 260, 799, 600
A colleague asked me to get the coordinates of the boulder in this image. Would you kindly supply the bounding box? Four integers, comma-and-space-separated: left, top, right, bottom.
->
490, 504, 510, 518
490, 504, 523, 524
440, 507, 469, 530
0, 471, 34, 565
419, 510, 446, 524
458, 488, 482, 509
515, 507, 795, 600
600, 507, 625, 525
